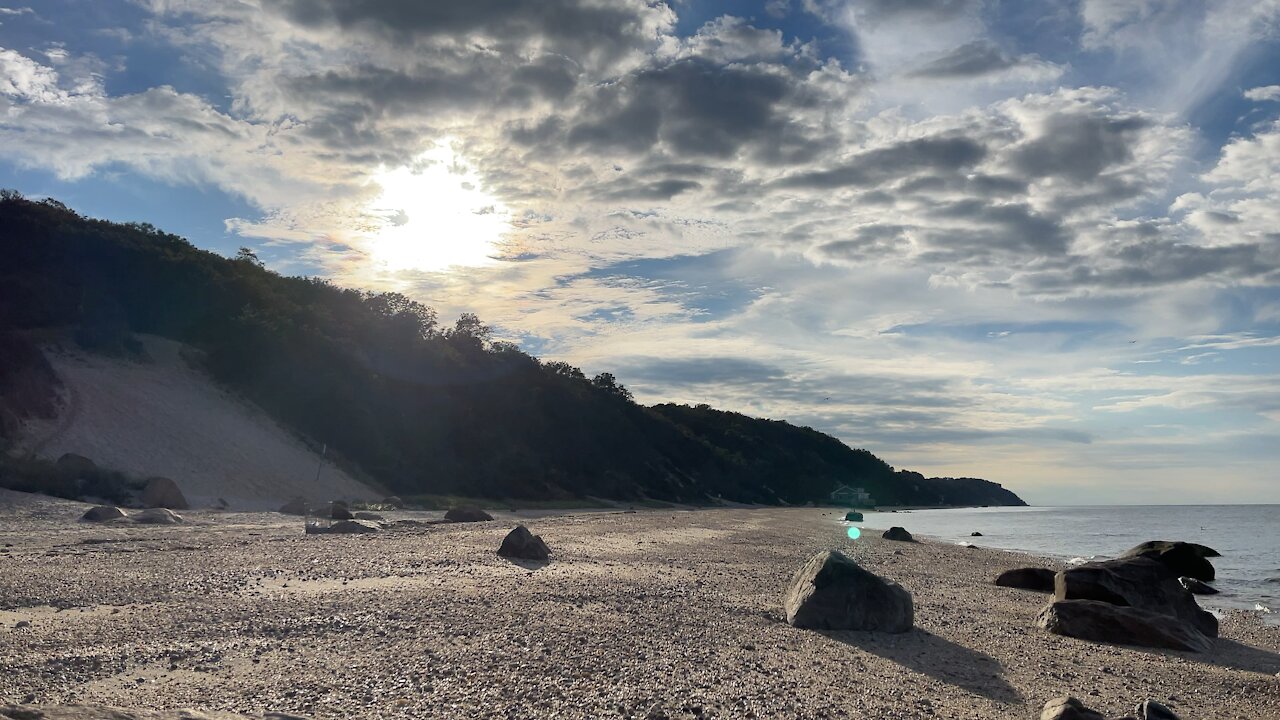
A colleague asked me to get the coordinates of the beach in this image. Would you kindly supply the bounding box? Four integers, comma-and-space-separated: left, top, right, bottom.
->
1, 496, 1277, 719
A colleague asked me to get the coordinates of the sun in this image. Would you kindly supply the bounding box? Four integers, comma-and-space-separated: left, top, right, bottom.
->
363, 144, 511, 272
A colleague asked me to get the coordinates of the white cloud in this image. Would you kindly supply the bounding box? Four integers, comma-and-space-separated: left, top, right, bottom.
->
1244, 84, 1280, 101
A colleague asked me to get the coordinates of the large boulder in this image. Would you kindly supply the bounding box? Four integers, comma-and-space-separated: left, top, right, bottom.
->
382, 496, 405, 509
1056, 557, 1217, 638
783, 550, 914, 632
445, 506, 494, 523
1040, 696, 1105, 720
1119, 540, 1218, 581
140, 477, 188, 510
133, 508, 184, 525
882, 526, 914, 542
844, 511, 863, 522
56, 453, 97, 477
278, 497, 309, 516
498, 525, 551, 562
1037, 600, 1213, 653
328, 502, 354, 520
996, 567, 1056, 593
80, 506, 126, 523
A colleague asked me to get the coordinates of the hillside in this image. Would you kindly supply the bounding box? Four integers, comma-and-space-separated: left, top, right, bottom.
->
0, 193, 1026, 507
8, 335, 377, 509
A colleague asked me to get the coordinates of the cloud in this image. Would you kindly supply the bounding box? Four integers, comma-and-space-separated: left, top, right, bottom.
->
1244, 85, 1280, 102
906, 41, 1063, 82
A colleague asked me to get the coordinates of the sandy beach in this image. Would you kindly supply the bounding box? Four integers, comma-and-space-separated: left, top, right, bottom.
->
1, 495, 1276, 719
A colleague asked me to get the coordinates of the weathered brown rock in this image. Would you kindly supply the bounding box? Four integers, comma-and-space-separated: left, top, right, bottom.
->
278, 498, 309, 515
1037, 600, 1214, 653
1040, 696, 1105, 720
498, 525, 550, 562
881, 526, 914, 542
1120, 540, 1218, 581
1135, 699, 1180, 720
1055, 557, 1217, 638
445, 506, 493, 523
140, 477, 188, 510
328, 502, 353, 520
996, 567, 1056, 593
80, 506, 126, 523
783, 550, 913, 632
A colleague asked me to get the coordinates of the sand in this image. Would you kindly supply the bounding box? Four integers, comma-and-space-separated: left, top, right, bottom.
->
11, 337, 378, 509
0, 499, 1276, 719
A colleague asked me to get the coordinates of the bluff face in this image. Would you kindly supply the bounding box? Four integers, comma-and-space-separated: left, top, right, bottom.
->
0, 194, 1026, 508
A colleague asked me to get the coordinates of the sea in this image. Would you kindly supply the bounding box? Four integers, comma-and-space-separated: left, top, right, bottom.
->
852, 505, 1280, 625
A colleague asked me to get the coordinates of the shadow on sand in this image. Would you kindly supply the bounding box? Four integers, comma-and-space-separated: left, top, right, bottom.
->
1183, 637, 1280, 674
501, 556, 549, 571
825, 629, 1023, 704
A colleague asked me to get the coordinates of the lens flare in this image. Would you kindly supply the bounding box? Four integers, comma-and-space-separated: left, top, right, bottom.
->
847, 526, 861, 540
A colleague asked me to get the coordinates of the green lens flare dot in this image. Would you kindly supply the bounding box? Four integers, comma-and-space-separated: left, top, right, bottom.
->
847, 526, 861, 540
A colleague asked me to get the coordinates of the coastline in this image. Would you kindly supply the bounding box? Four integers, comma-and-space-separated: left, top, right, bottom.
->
1, 497, 1276, 719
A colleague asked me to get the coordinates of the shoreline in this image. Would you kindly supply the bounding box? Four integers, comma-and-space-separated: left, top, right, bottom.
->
1, 499, 1276, 719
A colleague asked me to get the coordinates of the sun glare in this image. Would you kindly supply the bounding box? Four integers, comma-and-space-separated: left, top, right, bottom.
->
364, 145, 510, 272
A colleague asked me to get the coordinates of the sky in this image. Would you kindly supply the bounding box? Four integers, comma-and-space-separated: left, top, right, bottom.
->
3, 1, 1280, 505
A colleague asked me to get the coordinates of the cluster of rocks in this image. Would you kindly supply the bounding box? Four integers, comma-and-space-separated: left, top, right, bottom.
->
1042, 695, 1182, 720
1039, 541, 1221, 653
1, 704, 311, 720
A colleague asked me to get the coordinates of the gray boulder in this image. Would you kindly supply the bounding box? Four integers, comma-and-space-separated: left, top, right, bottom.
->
995, 567, 1056, 593
844, 511, 863, 522
971, 531, 983, 536
1040, 696, 1105, 720
783, 550, 913, 632
133, 508, 184, 525
80, 506, 126, 523
1037, 600, 1213, 653
882, 526, 914, 542
498, 525, 551, 562
56, 453, 97, 477
1056, 557, 1217, 638
278, 498, 309, 516
445, 506, 493, 523
140, 477, 189, 510
328, 502, 353, 520
1178, 577, 1218, 595
1119, 540, 1218, 581
382, 496, 404, 508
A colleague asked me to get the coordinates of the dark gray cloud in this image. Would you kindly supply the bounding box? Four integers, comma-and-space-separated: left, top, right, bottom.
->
1009, 113, 1150, 182
596, 178, 703, 201
772, 136, 987, 189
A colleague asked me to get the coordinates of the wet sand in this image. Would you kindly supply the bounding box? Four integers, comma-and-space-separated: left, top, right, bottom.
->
1, 496, 1277, 719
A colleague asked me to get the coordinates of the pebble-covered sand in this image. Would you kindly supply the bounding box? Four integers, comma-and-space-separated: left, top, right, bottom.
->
1, 494, 1277, 719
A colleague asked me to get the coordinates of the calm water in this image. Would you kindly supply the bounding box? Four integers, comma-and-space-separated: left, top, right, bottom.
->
853, 505, 1280, 624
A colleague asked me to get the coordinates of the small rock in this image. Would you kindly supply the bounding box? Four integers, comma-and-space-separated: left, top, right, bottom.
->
497, 525, 551, 562
15, 620, 31, 629
319, 519, 380, 534
278, 498, 309, 516
445, 506, 493, 523
381, 496, 404, 509
971, 531, 983, 536
844, 511, 863, 522
995, 567, 1057, 593
133, 508, 184, 525
1040, 696, 1105, 720
1135, 699, 1180, 720
882, 526, 914, 542
80, 506, 127, 523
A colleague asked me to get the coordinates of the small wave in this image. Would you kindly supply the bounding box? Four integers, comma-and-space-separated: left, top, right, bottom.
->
1264, 577, 1280, 584
1067, 556, 1091, 566
1255, 604, 1274, 614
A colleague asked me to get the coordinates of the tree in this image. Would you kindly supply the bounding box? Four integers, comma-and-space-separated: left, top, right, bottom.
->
591, 372, 633, 402
235, 246, 265, 268
543, 361, 586, 380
